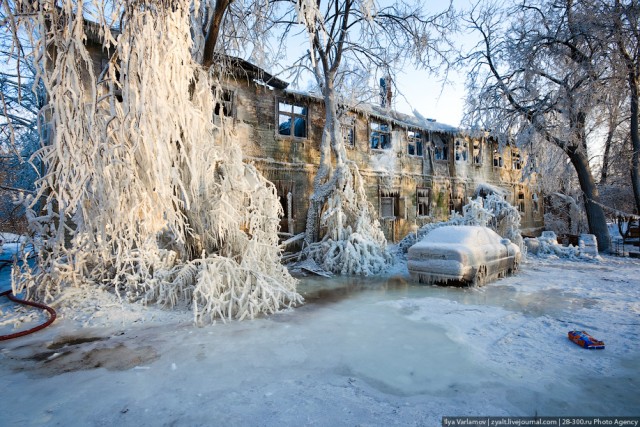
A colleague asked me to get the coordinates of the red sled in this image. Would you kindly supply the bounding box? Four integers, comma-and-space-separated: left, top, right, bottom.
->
568, 330, 605, 349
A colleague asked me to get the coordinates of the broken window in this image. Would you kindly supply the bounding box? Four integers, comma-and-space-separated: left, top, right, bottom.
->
341, 117, 356, 148
493, 150, 503, 168
407, 130, 424, 157
518, 192, 525, 212
370, 120, 392, 150
416, 188, 430, 217
273, 180, 295, 235
511, 149, 522, 170
455, 139, 468, 162
433, 138, 448, 161
213, 87, 235, 118
278, 100, 307, 138
472, 140, 482, 165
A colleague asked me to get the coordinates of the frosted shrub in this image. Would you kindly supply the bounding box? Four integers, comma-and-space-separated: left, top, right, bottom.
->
12, 0, 301, 323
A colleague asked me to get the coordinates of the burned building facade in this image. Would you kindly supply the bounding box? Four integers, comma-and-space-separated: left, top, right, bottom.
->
54, 32, 545, 242
213, 61, 545, 242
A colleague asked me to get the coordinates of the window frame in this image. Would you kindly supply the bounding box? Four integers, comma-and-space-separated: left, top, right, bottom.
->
511, 149, 522, 170
472, 139, 483, 165
407, 129, 424, 157
276, 98, 308, 139
341, 116, 356, 149
455, 139, 469, 163
213, 87, 236, 119
518, 192, 526, 212
416, 187, 430, 217
433, 137, 449, 162
370, 120, 392, 150
380, 196, 395, 219
493, 150, 504, 168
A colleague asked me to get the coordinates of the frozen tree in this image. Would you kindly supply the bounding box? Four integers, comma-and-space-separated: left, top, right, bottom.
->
276, 0, 455, 274
605, 0, 640, 215
7, 0, 301, 323
0, 5, 44, 233
463, 0, 611, 251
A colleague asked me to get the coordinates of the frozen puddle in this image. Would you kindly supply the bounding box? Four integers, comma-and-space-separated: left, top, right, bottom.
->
300, 281, 486, 397
293, 271, 640, 414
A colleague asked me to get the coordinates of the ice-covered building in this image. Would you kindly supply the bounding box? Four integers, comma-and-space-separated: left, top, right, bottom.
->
206, 59, 544, 242
48, 26, 544, 243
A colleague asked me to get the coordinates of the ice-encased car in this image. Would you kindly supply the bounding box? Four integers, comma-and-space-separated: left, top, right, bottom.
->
407, 225, 521, 286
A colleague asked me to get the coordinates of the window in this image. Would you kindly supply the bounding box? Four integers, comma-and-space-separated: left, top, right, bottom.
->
407, 130, 424, 157
213, 88, 234, 118
381, 196, 395, 218
511, 149, 522, 170
433, 138, 448, 161
370, 120, 391, 150
341, 117, 355, 148
380, 190, 400, 219
493, 150, 503, 168
518, 193, 525, 212
278, 101, 307, 138
472, 140, 482, 165
455, 139, 468, 162
416, 188, 430, 217
273, 180, 295, 234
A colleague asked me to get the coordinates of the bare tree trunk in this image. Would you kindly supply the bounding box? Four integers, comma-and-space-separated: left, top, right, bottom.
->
304, 78, 343, 245
567, 147, 611, 251
629, 73, 640, 214
201, 0, 233, 68
600, 117, 615, 185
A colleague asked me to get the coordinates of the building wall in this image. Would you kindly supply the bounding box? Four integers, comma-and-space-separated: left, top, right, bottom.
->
219, 77, 544, 241
78, 42, 545, 242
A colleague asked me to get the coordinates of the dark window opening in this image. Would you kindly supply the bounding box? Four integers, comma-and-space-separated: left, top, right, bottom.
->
518, 193, 525, 212
493, 151, 503, 168
273, 180, 295, 234
472, 140, 482, 165
433, 139, 448, 161
370, 120, 391, 150
278, 101, 307, 138
342, 122, 355, 148
416, 188, 430, 217
408, 130, 423, 157
214, 88, 234, 117
512, 150, 522, 170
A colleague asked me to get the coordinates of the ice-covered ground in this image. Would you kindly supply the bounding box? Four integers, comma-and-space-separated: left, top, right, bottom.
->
1, 247, 639, 425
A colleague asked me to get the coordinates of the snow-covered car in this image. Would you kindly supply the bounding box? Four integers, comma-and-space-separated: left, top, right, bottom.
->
408, 225, 521, 286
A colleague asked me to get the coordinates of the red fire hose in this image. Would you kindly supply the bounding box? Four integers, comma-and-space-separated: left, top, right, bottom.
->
0, 289, 57, 341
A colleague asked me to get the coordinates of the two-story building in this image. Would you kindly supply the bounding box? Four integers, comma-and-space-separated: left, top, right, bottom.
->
212, 57, 544, 242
